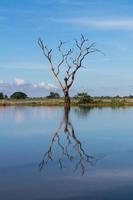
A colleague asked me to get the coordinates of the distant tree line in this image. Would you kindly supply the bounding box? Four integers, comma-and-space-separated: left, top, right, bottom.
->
74, 92, 93, 104
46, 92, 60, 99
0, 92, 27, 99
0, 91, 133, 100
0, 92, 8, 99
0, 91, 61, 100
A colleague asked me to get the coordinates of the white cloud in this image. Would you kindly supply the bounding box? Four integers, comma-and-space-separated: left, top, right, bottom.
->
0, 78, 58, 97
53, 18, 133, 30
14, 78, 27, 85
33, 82, 57, 89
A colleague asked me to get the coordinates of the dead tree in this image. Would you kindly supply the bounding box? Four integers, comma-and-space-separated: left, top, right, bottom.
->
38, 34, 100, 107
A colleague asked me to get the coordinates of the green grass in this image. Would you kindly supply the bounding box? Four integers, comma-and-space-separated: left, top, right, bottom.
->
0, 97, 133, 107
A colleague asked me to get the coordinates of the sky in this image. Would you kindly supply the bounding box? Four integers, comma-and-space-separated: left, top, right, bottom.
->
0, 0, 133, 96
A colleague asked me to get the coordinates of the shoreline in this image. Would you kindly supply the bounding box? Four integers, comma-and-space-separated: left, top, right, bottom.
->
1, 98, 133, 107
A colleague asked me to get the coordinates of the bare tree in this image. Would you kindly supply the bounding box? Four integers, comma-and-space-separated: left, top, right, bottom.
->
38, 34, 100, 107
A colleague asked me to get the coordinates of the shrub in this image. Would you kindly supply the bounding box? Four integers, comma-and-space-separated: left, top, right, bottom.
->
0, 92, 4, 99
4, 95, 8, 99
46, 92, 60, 99
76, 93, 93, 104
10, 92, 28, 99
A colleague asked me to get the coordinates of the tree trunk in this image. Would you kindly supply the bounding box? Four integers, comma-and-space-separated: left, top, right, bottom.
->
64, 105, 70, 132
64, 91, 71, 109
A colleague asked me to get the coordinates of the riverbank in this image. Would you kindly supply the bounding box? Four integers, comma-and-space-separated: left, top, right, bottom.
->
1, 97, 133, 107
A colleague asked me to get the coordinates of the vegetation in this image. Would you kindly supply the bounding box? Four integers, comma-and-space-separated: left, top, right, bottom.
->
0, 92, 4, 99
46, 92, 60, 99
74, 92, 93, 104
0, 90, 133, 107
10, 92, 27, 99
0, 96, 133, 107
0, 92, 8, 99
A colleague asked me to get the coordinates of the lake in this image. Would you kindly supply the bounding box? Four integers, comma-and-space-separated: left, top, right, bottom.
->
0, 106, 133, 200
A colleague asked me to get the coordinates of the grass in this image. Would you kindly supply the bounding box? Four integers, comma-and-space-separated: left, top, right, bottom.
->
0, 97, 133, 107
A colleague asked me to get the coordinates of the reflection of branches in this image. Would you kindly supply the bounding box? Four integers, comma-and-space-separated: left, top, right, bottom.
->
39, 108, 96, 175
39, 119, 64, 171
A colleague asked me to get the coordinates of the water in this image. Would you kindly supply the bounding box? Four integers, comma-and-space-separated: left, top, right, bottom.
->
0, 106, 133, 200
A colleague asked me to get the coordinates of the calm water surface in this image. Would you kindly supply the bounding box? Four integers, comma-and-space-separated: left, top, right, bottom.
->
0, 106, 133, 200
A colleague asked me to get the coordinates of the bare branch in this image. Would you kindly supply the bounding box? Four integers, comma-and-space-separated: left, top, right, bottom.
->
56, 41, 73, 76
38, 38, 64, 90
67, 36, 101, 89
38, 34, 101, 102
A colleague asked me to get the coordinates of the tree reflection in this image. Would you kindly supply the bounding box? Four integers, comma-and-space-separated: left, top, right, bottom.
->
74, 107, 93, 118
39, 107, 96, 175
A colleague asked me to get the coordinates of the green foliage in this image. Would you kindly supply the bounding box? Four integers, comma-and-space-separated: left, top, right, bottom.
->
46, 92, 60, 99
0, 92, 4, 99
78, 96, 93, 104
0, 93, 8, 99
4, 95, 8, 99
10, 92, 28, 99
110, 98, 126, 106
128, 95, 133, 98
75, 92, 93, 104
75, 92, 88, 99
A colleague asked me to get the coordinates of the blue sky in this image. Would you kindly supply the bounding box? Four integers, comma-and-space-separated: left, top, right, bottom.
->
0, 0, 133, 96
